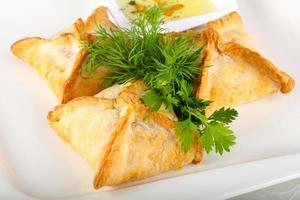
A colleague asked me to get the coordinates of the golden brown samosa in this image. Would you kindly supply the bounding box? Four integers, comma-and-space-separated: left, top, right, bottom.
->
48, 81, 202, 189
11, 7, 117, 103
196, 17, 294, 114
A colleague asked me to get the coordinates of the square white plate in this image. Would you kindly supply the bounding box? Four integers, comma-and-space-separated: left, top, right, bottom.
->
0, 0, 299, 199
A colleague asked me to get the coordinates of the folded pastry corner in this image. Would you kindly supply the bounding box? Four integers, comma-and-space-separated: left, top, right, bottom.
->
188, 11, 255, 50
194, 12, 295, 115
197, 40, 294, 115
48, 82, 203, 189
11, 6, 117, 103
206, 11, 256, 50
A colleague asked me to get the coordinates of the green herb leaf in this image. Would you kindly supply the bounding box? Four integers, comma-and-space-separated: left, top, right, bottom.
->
200, 123, 236, 155
141, 89, 163, 112
209, 107, 238, 124
175, 119, 199, 153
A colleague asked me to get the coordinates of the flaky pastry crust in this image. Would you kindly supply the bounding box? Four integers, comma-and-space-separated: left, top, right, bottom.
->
11, 7, 117, 103
48, 82, 203, 189
196, 12, 294, 114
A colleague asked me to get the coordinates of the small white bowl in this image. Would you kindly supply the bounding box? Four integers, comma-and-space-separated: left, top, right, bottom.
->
103, 0, 238, 32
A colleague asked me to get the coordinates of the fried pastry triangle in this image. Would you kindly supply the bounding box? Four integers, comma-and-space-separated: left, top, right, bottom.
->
194, 12, 294, 114
197, 31, 294, 114
48, 82, 202, 189
11, 7, 117, 103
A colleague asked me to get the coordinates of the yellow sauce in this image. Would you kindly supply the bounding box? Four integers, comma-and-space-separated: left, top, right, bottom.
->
117, 0, 215, 20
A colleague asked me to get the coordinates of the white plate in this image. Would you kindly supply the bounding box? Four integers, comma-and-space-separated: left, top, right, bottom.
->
0, 0, 299, 199
105, 0, 238, 32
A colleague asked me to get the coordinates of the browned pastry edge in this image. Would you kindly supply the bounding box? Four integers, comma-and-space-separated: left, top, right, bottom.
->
196, 13, 295, 103
93, 106, 134, 189
85, 6, 118, 33
220, 42, 295, 93
11, 37, 45, 65
61, 49, 87, 103
47, 96, 115, 143
11, 6, 118, 103
206, 11, 243, 32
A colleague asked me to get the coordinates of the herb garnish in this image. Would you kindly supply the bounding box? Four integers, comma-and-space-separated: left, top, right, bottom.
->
81, 7, 238, 155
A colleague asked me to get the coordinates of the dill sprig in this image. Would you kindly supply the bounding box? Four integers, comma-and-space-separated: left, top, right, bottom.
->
80, 7, 238, 155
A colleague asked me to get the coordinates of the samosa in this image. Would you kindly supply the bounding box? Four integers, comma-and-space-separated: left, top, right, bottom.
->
11, 7, 117, 103
196, 12, 294, 114
48, 81, 203, 189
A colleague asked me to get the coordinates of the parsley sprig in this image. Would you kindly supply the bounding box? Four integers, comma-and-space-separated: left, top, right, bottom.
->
81, 7, 238, 155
